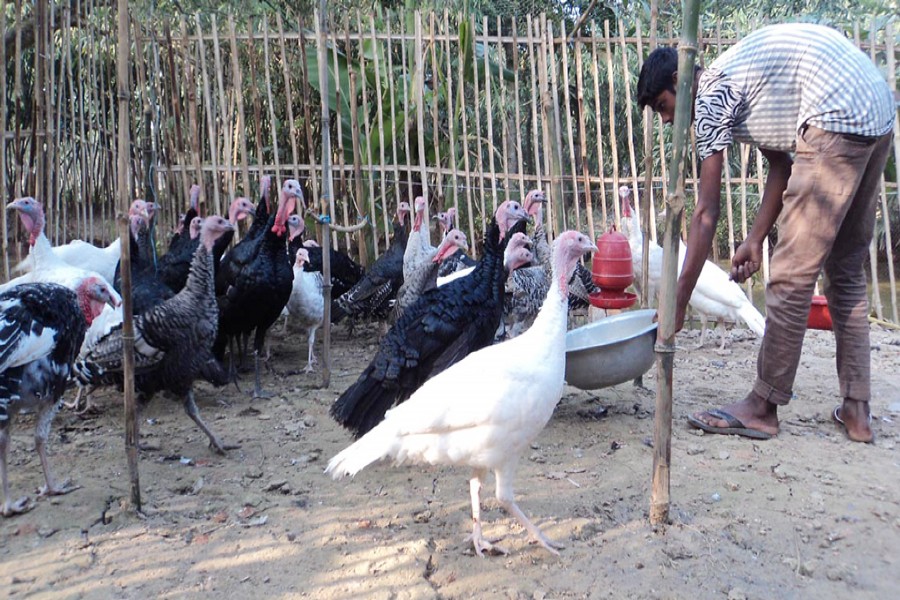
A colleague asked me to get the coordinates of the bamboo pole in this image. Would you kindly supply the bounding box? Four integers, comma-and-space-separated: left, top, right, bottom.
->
212, 15, 235, 200
575, 37, 594, 239
337, 15, 353, 252
1, 7, 8, 279
638, 11, 655, 307
297, 18, 319, 206
559, 20, 581, 232
619, 21, 641, 204
116, 0, 140, 512
526, 15, 543, 199
483, 16, 498, 211
228, 15, 251, 199
497, 17, 511, 206
430, 14, 444, 206
262, 17, 282, 187
604, 20, 621, 227
739, 144, 751, 300
754, 149, 770, 286
443, 10, 460, 232
357, 13, 379, 249
385, 17, 404, 249
457, 15, 475, 255
882, 21, 898, 322
511, 17, 525, 199
652, 0, 701, 527
370, 14, 390, 250
182, 18, 205, 211
195, 14, 222, 217
470, 13, 486, 228
544, 17, 565, 235
315, 4, 332, 389
590, 35, 608, 226
277, 14, 300, 183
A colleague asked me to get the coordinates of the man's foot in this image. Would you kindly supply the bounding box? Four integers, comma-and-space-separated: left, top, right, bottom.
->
689, 394, 779, 438
833, 400, 874, 443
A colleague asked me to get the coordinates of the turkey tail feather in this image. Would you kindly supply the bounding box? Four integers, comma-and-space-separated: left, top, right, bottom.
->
738, 303, 766, 337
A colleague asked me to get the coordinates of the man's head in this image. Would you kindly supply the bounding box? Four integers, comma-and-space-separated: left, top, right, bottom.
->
637, 47, 679, 124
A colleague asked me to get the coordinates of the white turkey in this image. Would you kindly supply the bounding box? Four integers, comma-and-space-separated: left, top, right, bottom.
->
285, 248, 324, 373
0, 279, 117, 516
74, 216, 239, 454
618, 186, 766, 349
1, 198, 122, 306
326, 229, 595, 556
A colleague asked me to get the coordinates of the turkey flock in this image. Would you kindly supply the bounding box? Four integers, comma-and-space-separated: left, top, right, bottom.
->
0, 179, 763, 555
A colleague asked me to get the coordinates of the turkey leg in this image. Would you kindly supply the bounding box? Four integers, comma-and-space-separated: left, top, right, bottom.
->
495, 468, 563, 555
0, 425, 32, 516
183, 389, 240, 454
34, 403, 78, 497
466, 469, 507, 557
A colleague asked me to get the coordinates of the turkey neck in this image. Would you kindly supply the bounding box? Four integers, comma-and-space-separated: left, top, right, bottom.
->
184, 242, 215, 300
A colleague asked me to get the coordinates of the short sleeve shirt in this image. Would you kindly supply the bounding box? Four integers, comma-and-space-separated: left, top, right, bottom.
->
694, 23, 896, 161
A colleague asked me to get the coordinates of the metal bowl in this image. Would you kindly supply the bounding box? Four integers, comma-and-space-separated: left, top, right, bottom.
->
565, 309, 657, 390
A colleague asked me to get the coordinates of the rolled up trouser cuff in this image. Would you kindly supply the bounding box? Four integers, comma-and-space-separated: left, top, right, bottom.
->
753, 378, 792, 406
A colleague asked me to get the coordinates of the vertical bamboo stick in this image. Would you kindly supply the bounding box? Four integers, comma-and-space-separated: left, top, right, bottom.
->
349, 73, 369, 263
314, 4, 333, 388
497, 17, 511, 205
652, 0, 701, 527
739, 144, 752, 300
545, 17, 566, 234
559, 20, 581, 232
297, 18, 319, 206
511, 17, 526, 199
357, 13, 379, 249
195, 14, 222, 217
247, 30, 265, 180
470, 13, 486, 226
116, 0, 140, 512
430, 14, 444, 205
457, 14, 475, 254
604, 20, 621, 226
400, 11, 413, 204
164, 24, 190, 207
575, 38, 595, 238
181, 17, 205, 211
526, 15, 543, 197
337, 15, 353, 252
619, 21, 640, 203
414, 12, 430, 237
637, 15, 654, 307
385, 17, 404, 248
262, 17, 282, 186
212, 15, 235, 200
33, 0, 45, 217
590, 35, 608, 226
483, 16, 498, 210
277, 14, 300, 183
754, 149, 770, 286
0, 7, 8, 279
370, 14, 390, 248
870, 19, 896, 322
443, 10, 460, 231
883, 21, 899, 322
228, 15, 251, 198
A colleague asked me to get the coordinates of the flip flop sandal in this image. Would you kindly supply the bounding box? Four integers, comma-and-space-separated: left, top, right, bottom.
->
832, 406, 875, 443
686, 408, 774, 440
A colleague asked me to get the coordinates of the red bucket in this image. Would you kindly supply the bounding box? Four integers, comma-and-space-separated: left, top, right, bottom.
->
807, 295, 833, 330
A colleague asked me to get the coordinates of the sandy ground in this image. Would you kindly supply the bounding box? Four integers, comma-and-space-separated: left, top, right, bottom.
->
1, 316, 899, 600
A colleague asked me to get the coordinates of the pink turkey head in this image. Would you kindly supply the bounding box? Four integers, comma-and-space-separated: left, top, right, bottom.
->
76, 276, 120, 325
189, 216, 203, 239
272, 179, 304, 237
228, 197, 256, 224
495, 200, 528, 240
6, 197, 45, 246
295, 247, 310, 267
287, 214, 305, 242
396, 201, 411, 227
523, 190, 546, 226
413, 196, 427, 232
260, 175, 272, 213
433, 230, 468, 263
189, 184, 201, 212
552, 230, 596, 292
200, 216, 236, 250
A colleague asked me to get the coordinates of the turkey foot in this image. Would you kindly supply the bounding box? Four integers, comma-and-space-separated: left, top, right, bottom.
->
38, 478, 79, 497
209, 440, 242, 455
500, 499, 564, 556
1, 496, 34, 517
467, 523, 508, 557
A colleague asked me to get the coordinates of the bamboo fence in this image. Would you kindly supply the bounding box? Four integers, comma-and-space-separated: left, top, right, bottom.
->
2, 7, 899, 323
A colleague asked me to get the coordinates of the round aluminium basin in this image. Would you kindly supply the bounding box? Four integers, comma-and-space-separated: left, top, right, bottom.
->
564, 309, 657, 390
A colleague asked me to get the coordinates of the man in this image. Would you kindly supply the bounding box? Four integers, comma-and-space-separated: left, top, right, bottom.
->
637, 23, 895, 442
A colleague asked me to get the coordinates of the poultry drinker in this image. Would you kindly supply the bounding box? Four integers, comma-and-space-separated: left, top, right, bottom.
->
589, 227, 637, 309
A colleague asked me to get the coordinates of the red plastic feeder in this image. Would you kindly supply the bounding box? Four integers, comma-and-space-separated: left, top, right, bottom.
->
590, 227, 637, 310
807, 295, 833, 330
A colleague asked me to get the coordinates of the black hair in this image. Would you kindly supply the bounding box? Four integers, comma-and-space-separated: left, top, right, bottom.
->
637, 47, 678, 109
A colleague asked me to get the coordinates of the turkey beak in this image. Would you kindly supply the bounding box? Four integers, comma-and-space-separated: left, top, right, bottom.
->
5, 200, 21, 211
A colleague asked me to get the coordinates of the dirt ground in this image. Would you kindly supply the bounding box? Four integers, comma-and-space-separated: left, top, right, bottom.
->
1, 315, 898, 600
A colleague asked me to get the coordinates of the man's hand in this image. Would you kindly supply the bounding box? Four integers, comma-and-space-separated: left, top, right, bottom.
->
731, 238, 763, 283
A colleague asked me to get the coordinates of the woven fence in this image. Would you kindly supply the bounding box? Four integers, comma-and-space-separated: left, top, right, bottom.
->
2, 5, 898, 321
